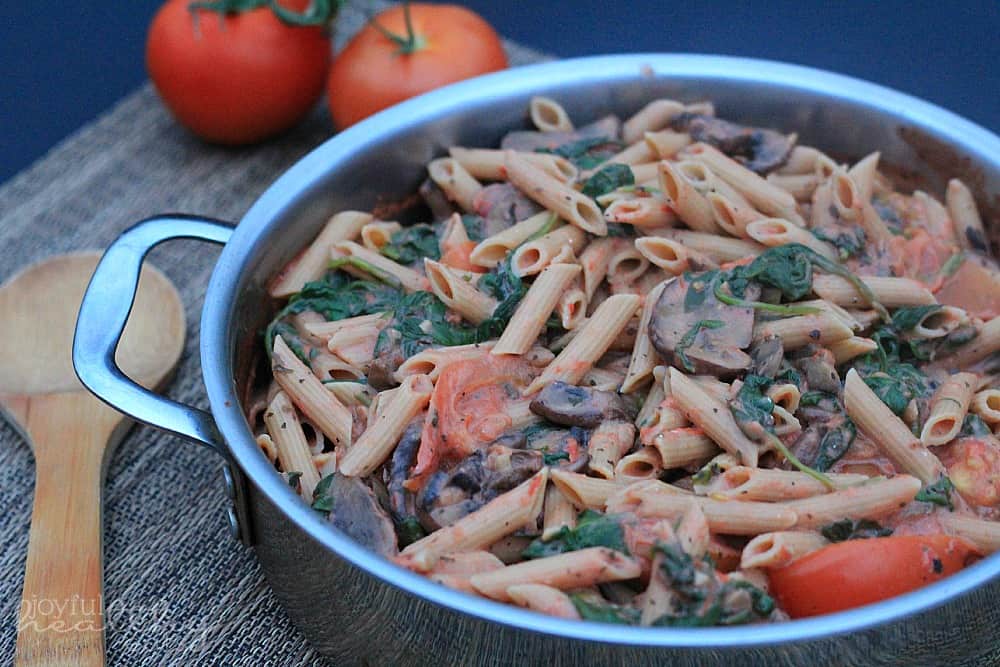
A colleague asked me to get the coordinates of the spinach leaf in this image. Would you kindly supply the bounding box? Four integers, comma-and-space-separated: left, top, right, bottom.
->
821, 518, 892, 542
582, 163, 635, 200
542, 450, 570, 465
311, 474, 336, 515
960, 414, 992, 438
691, 459, 724, 486
862, 365, 930, 416
285, 471, 303, 489
522, 510, 628, 559
536, 136, 625, 170
675, 319, 724, 372
916, 477, 955, 510
799, 390, 836, 408
892, 305, 942, 332
605, 222, 635, 237
569, 594, 642, 625
871, 195, 905, 235
394, 516, 426, 548
380, 223, 440, 265
460, 214, 488, 242
812, 420, 856, 472
812, 226, 866, 260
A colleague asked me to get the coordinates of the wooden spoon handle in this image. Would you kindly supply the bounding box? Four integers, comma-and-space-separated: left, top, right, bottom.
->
15, 393, 119, 667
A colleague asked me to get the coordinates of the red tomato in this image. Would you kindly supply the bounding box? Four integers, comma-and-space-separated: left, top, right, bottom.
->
146, 0, 330, 144
768, 535, 980, 618
327, 3, 507, 128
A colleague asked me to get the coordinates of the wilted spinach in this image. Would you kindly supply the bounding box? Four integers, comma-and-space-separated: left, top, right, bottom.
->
581, 163, 635, 200
522, 510, 628, 559
536, 136, 625, 170
916, 476, 955, 510
569, 594, 642, 625
379, 223, 440, 265
821, 518, 892, 542
675, 319, 724, 372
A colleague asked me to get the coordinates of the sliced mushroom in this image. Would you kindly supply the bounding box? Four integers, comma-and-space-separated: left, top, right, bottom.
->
367, 344, 405, 391
317, 474, 399, 558
522, 424, 591, 473
501, 115, 622, 152
387, 420, 423, 522
416, 445, 544, 532
671, 113, 794, 174
472, 183, 542, 234
791, 345, 841, 394
648, 273, 757, 377
749, 335, 785, 378
529, 381, 634, 428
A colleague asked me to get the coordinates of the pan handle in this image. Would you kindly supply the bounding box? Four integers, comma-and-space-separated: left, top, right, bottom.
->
73, 215, 252, 545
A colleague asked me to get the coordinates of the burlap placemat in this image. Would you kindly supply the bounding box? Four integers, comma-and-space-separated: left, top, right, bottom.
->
0, 3, 549, 663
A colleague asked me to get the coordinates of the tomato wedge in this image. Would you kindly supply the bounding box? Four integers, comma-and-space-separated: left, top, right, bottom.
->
768, 534, 980, 618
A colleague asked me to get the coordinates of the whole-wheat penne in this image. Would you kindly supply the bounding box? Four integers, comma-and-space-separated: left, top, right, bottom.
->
542, 484, 577, 540
526, 294, 641, 395
658, 160, 719, 233
740, 531, 829, 569
424, 259, 497, 324
333, 241, 429, 292
470, 547, 642, 602
470, 211, 554, 268
652, 228, 765, 262
493, 263, 581, 355
811, 274, 936, 308
530, 96, 574, 132
745, 218, 837, 260
506, 584, 581, 620
621, 279, 669, 393
785, 475, 922, 528
510, 223, 587, 276
933, 315, 1000, 369
623, 99, 685, 143
844, 369, 947, 484
701, 466, 870, 501
449, 147, 577, 183
947, 178, 990, 254
604, 197, 675, 228
270, 211, 371, 297
614, 446, 663, 484
264, 391, 322, 501
972, 389, 1000, 427
588, 421, 638, 479
401, 469, 548, 571
668, 369, 759, 466
427, 157, 483, 212
339, 375, 433, 477
828, 336, 879, 364
753, 312, 855, 350
361, 220, 402, 251
939, 514, 1000, 554
644, 129, 692, 158
272, 336, 353, 449
506, 151, 606, 235
549, 469, 622, 510
921, 372, 977, 446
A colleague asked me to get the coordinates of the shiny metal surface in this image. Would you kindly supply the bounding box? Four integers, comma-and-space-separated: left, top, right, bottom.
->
82, 55, 1000, 664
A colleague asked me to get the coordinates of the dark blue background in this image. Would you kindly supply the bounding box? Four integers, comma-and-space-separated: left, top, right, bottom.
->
3, 1, 998, 185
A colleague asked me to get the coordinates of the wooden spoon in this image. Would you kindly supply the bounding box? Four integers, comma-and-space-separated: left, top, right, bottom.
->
1, 253, 185, 667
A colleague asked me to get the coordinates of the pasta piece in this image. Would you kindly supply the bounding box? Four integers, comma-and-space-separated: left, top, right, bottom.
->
470, 211, 553, 268
939, 514, 1000, 554
644, 129, 692, 159
588, 421, 638, 479
530, 96, 573, 132
505, 151, 606, 235
651, 228, 764, 262
912, 306, 968, 339
847, 151, 880, 202
494, 263, 581, 355
400, 468, 548, 571
778, 145, 827, 175
525, 294, 641, 394
470, 547, 642, 602
439, 211, 470, 251
786, 475, 922, 528
767, 383, 801, 414
629, 162, 660, 184
427, 157, 483, 212
607, 481, 796, 535
668, 368, 760, 466
542, 484, 577, 540
947, 178, 989, 254
623, 98, 685, 143
828, 336, 878, 364
549, 469, 621, 510
766, 173, 819, 202
449, 147, 577, 184
635, 237, 716, 275
304, 313, 388, 342
333, 241, 429, 292
614, 446, 663, 484
393, 342, 496, 382
972, 389, 1000, 427
933, 315, 1000, 369
360, 220, 402, 251
326, 324, 381, 368
556, 280, 588, 331
811, 274, 936, 308
745, 218, 838, 260
604, 197, 675, 228
844, 369, 947, 484
506, 584, 581, 620
339, 375, 433, 477
653, 427, 719, 469
270, 211, 371, 297
707, 192, 763, 238
424, 259, 497, 324
658, 160, 719, 233
622, 279, 669, 393
685, 143, 802, 224
592, 140, 657, 174
264, 391, 322, 501
921, 372, 977, 446
510, 223, 586, 276
701, 466, 869, 502
578, 238, 614, 300
740, 532, 829, 569
606, 241, 650, 286
272, 336, 353, 449
753, 312, 854, 350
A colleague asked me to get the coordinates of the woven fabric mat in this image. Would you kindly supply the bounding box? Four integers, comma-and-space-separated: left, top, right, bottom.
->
0, 3, 549, 664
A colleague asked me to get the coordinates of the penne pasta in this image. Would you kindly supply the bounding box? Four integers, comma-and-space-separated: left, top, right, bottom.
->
272, 336, 353, 449
427, 157, 483, 212
745, 217, 838, 260
506, 151, 606, 235
449, 147, 577, 184
740, 531, 829, 569
424, 259, 497, 324
621, 279, 669, 393
700, 466, 869, 502
614, 446, 663, 484
264, 391, 322, 501
588, 421, 638, 479
921, 372, 977, 446
510, 223, 586, 276
658, 160, 719, 233
530, 96, 574, 132
360, 220, 402, 251
549, 469, 622, 510
811, 274, 936, 308
270, 211, 371, 297
333, 241, 429, 292
785, 475, 922, 528
542, 484, 577, 540
494, 263, 581, 355
753, 312, 855, 350
667, 369, 759, 466
947, 178, 990, 254
971, 389, 1000, 427
623, 99, 685, 144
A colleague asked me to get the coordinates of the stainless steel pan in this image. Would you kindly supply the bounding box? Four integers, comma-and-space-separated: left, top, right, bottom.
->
73, 54, 1000, 666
